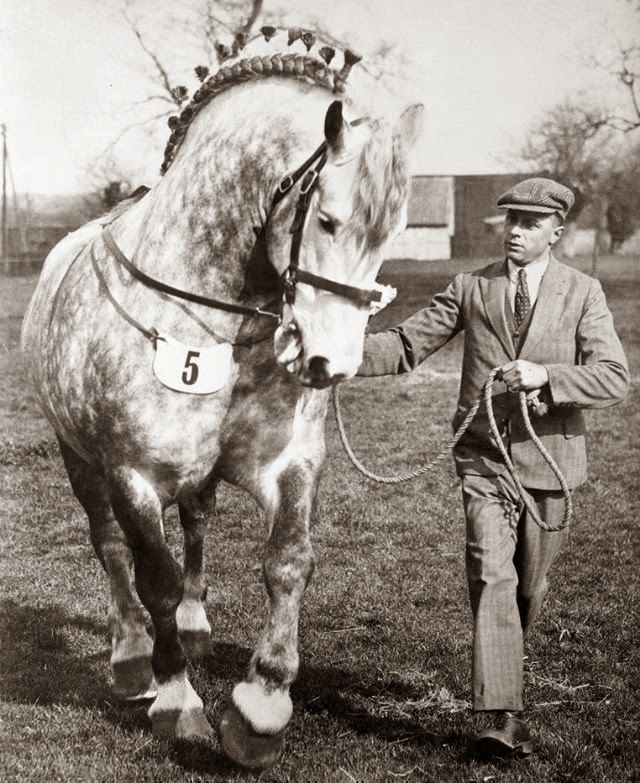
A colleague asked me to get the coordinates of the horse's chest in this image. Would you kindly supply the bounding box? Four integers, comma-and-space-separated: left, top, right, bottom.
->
45, 310, 230, 462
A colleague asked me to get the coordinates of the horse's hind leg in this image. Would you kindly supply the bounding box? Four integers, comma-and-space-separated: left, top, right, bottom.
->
58, 439, 156, 700
219, 463, 316, 769
106, 465, 213, 739
176, 486, 216, 658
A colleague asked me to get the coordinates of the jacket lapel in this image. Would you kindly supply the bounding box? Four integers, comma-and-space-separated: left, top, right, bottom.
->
519, 254, 569, 357
479, 260, 514, 358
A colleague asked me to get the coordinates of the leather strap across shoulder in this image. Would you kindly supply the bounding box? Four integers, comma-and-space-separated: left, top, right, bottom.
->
102, 227, 280, 321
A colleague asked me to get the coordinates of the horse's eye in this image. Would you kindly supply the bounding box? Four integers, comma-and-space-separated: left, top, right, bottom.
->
318, 216, 335, 235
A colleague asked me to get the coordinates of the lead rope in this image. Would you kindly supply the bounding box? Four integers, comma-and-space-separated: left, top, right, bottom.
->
332, 367, 572, 531
482, 370, 572, 531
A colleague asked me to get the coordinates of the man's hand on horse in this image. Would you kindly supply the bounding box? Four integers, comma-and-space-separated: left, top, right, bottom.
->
369, 284, 397, 316
499, 360, 549, 392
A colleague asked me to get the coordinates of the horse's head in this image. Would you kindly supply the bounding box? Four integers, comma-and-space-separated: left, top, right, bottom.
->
270, 100, 423, 389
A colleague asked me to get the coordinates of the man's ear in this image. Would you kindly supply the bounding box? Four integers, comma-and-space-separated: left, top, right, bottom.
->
551, 220, 565, 245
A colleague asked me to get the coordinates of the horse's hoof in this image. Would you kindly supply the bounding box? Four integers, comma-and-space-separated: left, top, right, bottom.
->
112, 656, 157, 701
151, 707, 215, 740
180, 630, 211, 659
218, 701, 285, 770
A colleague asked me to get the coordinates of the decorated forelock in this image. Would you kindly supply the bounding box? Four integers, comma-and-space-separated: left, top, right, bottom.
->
160, 26, 362, 175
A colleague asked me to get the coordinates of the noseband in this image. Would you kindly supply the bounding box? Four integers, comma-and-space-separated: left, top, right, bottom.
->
99, 136, 383, 323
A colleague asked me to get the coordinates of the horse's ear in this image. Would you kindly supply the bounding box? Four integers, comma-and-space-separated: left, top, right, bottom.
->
324, 100, 346, 149
394, 103, 424, 149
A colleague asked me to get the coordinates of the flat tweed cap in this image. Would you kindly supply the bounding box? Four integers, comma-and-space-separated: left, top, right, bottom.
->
497, 177, 575, 220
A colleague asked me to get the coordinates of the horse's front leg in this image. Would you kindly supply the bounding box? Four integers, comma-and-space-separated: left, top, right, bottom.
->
219, 461, 317, 769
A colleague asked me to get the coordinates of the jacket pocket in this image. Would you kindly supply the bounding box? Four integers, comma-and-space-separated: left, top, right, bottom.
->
563, 410, 585, 439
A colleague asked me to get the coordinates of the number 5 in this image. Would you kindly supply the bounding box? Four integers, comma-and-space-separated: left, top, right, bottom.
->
182, 350, 200, 385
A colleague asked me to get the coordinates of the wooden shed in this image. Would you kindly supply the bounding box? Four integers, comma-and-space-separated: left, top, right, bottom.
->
388, 176, 454, 261
451, 173, 532, 257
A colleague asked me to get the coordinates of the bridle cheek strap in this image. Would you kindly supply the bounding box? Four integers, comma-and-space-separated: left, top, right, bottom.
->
278, 151, 382, 309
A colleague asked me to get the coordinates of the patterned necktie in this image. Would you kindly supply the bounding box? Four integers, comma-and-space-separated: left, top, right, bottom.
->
514, 268, 531, 327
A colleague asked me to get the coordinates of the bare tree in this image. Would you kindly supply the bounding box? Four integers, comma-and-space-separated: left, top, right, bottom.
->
126, 0, 408, 105
122, 0, 267, 110
602, 138, 640, 251
584, 0, 640, 132
589, 44, 640, 133
513, 1, 640, 266
82, 0, 269, 194
516, 97, 617, 219
513, 96, 631, 269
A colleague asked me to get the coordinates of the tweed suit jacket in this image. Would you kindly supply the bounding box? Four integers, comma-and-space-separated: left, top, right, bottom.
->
359, 255, 630, 489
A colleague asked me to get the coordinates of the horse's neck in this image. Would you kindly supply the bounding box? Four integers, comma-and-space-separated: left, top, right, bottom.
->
121, 82, 333, 298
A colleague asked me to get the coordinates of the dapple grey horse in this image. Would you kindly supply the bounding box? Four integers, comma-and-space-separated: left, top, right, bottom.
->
21, 44, 422, 768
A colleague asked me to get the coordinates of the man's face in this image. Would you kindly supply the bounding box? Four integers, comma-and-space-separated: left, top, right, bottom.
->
502, 210, 564, 266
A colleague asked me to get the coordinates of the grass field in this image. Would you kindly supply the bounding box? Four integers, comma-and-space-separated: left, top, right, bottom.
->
1, 253, 638, 782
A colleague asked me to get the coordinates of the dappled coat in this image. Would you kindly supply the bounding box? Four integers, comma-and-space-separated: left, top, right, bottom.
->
358, 255, 630, 489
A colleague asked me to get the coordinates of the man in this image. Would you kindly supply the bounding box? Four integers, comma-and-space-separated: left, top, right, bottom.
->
358, 178, 629, 757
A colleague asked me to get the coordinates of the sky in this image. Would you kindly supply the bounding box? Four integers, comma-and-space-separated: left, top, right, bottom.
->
1, 0, 639, 195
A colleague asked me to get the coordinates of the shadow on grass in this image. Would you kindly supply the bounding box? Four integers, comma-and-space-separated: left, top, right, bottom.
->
1, 599, 466, 772
0, 598, 149, 732
168, 739, 245, 778
204, 642, 465, 755
295, 664, 464, 752
1, 598, 108, 701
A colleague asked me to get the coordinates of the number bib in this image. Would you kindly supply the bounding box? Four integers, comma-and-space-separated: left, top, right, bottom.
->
152, 332, 233, 394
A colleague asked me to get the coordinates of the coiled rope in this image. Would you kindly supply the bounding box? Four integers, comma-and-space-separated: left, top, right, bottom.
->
332, 367, 572, 531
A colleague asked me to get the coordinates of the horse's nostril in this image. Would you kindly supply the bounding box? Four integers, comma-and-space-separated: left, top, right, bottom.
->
306, 356, 330, 383
307, 355, 330, 376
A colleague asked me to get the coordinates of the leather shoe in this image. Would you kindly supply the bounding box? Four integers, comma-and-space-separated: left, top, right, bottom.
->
474, 711, 533, 757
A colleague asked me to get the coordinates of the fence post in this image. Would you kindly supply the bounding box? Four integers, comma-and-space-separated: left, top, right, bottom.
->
1, 123, 8, 274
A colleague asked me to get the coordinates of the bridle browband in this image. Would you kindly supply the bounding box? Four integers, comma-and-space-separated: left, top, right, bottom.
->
99, 134, 383, 323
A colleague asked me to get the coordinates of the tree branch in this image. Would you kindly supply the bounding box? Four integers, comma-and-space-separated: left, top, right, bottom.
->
122, 7, 183, 107
239, 0, 262, 36
97, 112, 170, 159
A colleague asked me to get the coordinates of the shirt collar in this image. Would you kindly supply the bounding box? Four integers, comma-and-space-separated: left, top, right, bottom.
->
507, 253, 550, 284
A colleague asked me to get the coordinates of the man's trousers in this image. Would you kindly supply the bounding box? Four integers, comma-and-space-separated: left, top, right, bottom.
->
462, 472, 569, 711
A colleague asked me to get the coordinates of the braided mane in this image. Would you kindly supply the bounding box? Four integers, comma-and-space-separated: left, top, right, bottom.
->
158, 33, 410, 254
161, 50, 359, 175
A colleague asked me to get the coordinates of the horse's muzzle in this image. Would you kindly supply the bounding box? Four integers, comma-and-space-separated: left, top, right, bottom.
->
275, 325, 348, 388
301, 356, 349, 389
302, 356, 333, 388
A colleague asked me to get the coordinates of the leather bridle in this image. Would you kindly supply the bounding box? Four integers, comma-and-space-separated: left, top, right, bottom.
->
100, 136, 384, 321
271, 141, 384, 309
